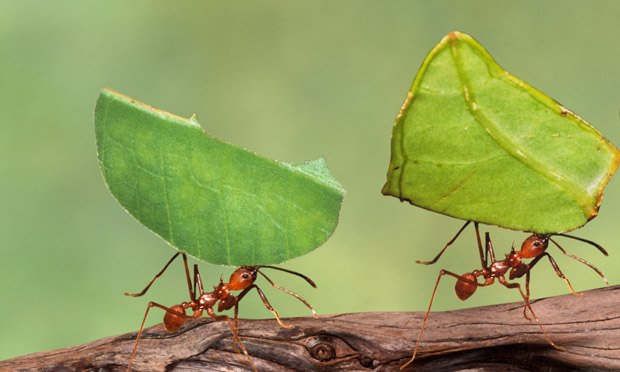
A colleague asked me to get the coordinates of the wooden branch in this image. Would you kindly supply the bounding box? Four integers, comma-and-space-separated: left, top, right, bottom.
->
3, 285, 619, 372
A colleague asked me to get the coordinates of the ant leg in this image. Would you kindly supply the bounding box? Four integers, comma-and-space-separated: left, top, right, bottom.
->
549, 239, 609, 286
498, 276, 565, 351
125, 253, 183, 297
537, 252, 584, 296
231, 303, 241, 353
484, 231, 497, 264
257, 271, 317, 318
193, 264, 206, 296
515, 255, 547, 322
125, 253, 195, 301
416, 221, 471, 265
206, 308, 257, 372
522, 269, 532, 322
401, 269, 479, 370
181, 254, 195, 301
237, 284, 294, 328
127, 302, 188, 372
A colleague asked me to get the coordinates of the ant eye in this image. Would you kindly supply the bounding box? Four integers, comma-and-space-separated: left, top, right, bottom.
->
242, 273, 249, 279
534, 241, 541, 247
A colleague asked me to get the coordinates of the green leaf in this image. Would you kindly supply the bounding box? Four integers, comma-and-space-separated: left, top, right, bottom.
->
95, 88, 345, 265
382, 31, 619, 234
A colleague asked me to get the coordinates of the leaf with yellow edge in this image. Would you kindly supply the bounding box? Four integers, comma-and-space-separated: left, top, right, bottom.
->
383, 31, 619, 233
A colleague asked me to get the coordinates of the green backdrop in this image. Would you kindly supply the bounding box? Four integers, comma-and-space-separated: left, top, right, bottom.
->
1, 1, 619, 360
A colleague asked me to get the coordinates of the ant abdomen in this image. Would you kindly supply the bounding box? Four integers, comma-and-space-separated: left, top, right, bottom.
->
163, 304, 186, 332
455, 272, 477, 300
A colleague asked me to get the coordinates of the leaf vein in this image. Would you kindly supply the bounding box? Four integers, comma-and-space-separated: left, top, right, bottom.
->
159, 135, 174, 245
449, 37, 590, 218
218, 178, 232, 266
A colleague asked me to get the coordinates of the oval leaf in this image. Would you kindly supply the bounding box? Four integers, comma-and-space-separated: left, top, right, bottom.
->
95, 88, 345, 265
383, 31, 619, 233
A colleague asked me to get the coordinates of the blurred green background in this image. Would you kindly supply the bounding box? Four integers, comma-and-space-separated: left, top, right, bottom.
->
1, 1, 619, 360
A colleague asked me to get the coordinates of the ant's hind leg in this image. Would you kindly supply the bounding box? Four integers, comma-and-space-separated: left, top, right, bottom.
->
125, 253, 185, 298
416, 221, 471, 265
401, 269, 478, 370
127, 301, 188, 372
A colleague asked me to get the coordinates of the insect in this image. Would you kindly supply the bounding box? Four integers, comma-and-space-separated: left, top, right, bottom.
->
401, 221, 609, 370
125, 252, 318, 372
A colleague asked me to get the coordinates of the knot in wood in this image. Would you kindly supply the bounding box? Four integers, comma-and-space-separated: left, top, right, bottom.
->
309, 343, 335, 362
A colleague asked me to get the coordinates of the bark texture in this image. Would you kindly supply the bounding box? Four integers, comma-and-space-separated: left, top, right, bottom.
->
2, 285, 619, 372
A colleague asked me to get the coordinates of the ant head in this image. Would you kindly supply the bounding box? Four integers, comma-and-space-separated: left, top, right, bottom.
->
228, 266, 258, 291
520, 234, 550, 258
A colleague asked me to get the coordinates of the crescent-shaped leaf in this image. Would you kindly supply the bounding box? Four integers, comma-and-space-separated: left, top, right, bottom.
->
382, 32, 619, 233
95, 88, 345, 265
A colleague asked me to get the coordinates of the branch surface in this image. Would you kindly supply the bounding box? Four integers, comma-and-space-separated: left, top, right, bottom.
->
2, 285, 619, 372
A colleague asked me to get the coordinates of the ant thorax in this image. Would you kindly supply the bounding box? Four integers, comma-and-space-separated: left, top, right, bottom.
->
488, 259, 510, 275
505, 251, 523, 268
198, 291, 219, 307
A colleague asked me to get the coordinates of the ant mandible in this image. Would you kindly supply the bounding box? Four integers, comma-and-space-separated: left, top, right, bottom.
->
125, 252, 318, 372
401, 220, 609, 370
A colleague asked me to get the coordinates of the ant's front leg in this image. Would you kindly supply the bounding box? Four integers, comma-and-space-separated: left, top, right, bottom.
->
257, 271, 318, 318
550, 238, 609, 286
236, 284, 294, 328
539, 252, 583, 296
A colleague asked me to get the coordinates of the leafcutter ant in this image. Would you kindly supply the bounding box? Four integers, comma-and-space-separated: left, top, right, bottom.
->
401, 221, 609, 370
125, 252, 318, 372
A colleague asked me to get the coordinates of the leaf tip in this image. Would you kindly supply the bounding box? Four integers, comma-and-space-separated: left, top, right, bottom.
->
294, 157, 345, 195
448, 31, 461, 40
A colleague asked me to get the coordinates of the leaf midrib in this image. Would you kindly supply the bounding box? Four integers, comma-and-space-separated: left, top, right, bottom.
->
449, 37, 593, 219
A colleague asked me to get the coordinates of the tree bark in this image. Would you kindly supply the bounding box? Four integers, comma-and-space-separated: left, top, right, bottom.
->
2, 285, 618, 372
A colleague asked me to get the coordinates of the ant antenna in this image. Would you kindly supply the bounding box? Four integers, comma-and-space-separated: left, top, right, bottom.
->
552, 233, 608, 256
256, 265, 317, 288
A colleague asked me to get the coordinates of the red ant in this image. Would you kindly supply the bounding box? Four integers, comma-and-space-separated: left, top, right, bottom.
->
125, 252, 318, 372
401, 221, 609, 370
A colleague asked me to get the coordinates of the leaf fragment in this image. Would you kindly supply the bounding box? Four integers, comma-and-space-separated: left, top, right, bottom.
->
383, 32, 619, 233
96, 88, 345, 265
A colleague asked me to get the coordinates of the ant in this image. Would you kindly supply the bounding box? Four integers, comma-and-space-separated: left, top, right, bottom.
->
125, 252, 318, 372
401, 220, 609, 370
